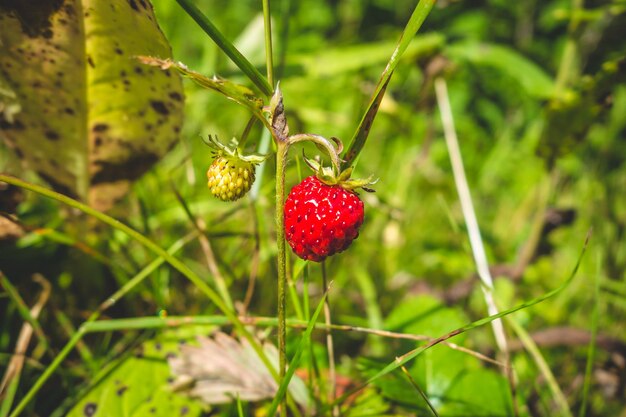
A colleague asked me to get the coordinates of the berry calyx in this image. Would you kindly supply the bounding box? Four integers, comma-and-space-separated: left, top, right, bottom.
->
284, 174, 367, 262
204, 135, 267, 202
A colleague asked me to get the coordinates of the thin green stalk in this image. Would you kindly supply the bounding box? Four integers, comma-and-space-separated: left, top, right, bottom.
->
303, 265, 310, 321
288, 274, 304, 321
267, 287, 329, 417
0, 174, 277, 416
174, 0, 273, 96
262, 0, 275, 88
0, 274, 48, 353
54, 310, 95, 372
9, 329, 85, 417
0, 377, 19, 417
342, 0, 436, 167
321, 261, 338, 416
275, 141, 289, 417
236, 395, 245, 417
554, 0, 585, 95
579, 251, 601, 417
170, 182, 234, 310
507, 318, 573, 417
399, 364, 439, 417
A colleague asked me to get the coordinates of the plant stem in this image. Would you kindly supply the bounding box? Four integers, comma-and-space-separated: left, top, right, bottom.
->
554, 0, 584, 95
321, 261, 337, 416
578, 250, 601, 417
262, 0, 275, 88
275, 141, 289, 416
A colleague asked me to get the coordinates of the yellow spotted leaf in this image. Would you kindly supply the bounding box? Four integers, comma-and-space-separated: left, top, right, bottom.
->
0, 0, 184, 210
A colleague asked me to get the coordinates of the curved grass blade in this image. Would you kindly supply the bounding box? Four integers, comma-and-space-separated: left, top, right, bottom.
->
342, 0, 436, 167
174, 0, 273, 97
328, 233, 590, 411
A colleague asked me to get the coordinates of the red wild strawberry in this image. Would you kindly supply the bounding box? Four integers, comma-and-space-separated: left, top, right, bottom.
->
284, 176, 365, 262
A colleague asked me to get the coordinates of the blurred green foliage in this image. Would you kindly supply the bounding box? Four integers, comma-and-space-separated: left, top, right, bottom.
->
1, 0, 626, 416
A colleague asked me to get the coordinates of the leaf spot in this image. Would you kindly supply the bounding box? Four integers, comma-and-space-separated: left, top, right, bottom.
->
150, 100, 169, 115
92, 123, 109, 133
45, 130, 60, 141
83, 402, 97, 416
169, 92, 183, 102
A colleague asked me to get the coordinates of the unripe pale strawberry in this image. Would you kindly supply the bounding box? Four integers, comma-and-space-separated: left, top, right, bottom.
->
203, 135, 266, 202
284, 176, 365, 262
206, 156, 255, 201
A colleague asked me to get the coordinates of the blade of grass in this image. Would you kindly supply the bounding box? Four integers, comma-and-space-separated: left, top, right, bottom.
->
267, 284, 330, 417
6, 231, 196, 417
262, 0, 274, 88
321, 262, 337, 415
342, 0, 436, 167
399, 364, 439, 417
54, 310, 96, 373
0, 274, 48, 353
236, 395, 245, 417
174, 0, 273, 97
0, 275, 50, 416
434, 77, 510, 357
327, 234, 588, 411
0, 176, 276, 382
578, 250, 601, 417
169, 180, 234, 310
507, 318, 573, 417
435, 76, 519, 413
0, 378, 19, 417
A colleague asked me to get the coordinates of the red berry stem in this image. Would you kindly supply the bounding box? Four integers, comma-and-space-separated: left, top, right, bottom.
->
288, 133, 342, 174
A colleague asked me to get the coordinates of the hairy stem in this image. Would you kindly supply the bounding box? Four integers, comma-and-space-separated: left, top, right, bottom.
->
275, 141, 289, 416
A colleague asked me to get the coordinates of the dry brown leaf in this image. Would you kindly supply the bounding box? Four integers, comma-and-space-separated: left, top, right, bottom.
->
168, 332, 310, 407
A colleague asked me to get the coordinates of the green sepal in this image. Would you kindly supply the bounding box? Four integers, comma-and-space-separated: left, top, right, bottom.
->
302, 152, 376, 192
203, 135, 268, 164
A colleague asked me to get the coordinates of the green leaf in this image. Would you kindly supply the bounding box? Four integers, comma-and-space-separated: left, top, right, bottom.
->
446, 42, 555, 99
0, 0, 184, 211
340, 387, 391, 417
67, 330, 207, 417
288, 33, 444, 78
438, 369, 513, 417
